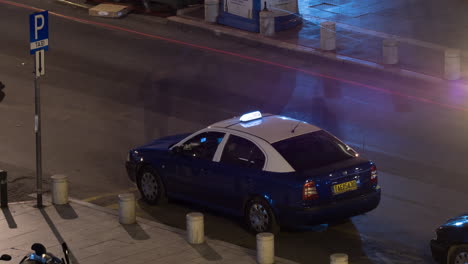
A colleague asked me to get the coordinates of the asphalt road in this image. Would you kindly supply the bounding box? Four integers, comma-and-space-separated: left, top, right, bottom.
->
2, 0, 468, 263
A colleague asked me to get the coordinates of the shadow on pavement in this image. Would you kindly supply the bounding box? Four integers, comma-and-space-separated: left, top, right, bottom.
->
54, 204, 78, 220
121, 223, 151, 240
39, 207, 80, 264
189, 242, 223, 261
1, 207, 17, 229
136, 198, 374, 264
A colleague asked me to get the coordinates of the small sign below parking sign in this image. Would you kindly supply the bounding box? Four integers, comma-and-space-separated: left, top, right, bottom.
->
29, 11, 49, 55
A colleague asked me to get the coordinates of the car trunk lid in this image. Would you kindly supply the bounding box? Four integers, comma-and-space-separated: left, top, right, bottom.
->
298, 157, 376, 205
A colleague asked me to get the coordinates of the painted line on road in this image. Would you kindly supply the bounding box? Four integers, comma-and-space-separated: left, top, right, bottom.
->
55, 0, 91, 9
2, 0, 468, 113
105, 203, 118, 210
82, 187, 138, 202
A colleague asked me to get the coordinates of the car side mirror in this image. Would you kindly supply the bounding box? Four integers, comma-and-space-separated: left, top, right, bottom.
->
170, 145, 183, 154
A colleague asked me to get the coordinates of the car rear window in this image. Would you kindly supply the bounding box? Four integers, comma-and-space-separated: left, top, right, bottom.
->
272, 130, 357, 171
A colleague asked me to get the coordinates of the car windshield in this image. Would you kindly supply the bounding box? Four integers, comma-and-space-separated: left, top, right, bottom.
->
272, 130, 357, 171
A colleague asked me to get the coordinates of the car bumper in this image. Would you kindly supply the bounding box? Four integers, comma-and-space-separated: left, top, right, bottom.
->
278, 188, 381, 227
125, 161, 137, 183
430, 239, 449, 264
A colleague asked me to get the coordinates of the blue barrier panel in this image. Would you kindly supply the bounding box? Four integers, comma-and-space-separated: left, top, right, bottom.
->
217, 0, 302, 32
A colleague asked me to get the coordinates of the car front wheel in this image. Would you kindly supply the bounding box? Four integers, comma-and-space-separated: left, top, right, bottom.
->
244, 198, 279, 234
137, 167, 167, 205
449, 245, 468, 264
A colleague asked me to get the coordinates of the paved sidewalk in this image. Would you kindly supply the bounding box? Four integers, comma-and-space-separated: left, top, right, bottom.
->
0, 197, 297, 264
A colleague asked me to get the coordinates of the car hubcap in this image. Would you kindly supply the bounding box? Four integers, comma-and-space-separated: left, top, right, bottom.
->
249, 203, 269, 232
141, 172, 159, 200
455, 252, 468, 264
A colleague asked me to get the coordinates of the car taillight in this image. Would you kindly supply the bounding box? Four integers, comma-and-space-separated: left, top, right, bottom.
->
370, 165, 378, 185
303, 181, 319, 200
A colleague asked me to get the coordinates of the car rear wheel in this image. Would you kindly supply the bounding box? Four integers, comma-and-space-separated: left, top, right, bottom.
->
245, 198, 279, 234
450, 245, 468, 264
137, 167, 167, 205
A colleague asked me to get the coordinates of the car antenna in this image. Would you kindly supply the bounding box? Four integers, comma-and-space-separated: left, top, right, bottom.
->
291, 121, 301, 133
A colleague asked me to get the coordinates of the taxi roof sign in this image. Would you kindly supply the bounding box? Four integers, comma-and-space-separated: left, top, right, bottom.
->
239, 111, 262, 122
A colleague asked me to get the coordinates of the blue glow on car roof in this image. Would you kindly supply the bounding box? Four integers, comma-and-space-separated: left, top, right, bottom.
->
240, 119, 262, 128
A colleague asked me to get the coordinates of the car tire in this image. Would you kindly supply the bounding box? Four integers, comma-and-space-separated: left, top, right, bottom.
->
137, 166, 167, 205
449, 245, 468, 264
244, 197, 279, 234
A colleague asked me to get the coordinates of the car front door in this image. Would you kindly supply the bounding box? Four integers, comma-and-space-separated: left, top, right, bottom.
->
170, 131, 225, 201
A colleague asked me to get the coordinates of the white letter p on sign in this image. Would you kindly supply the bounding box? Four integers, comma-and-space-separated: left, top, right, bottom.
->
34, 15, 45, 40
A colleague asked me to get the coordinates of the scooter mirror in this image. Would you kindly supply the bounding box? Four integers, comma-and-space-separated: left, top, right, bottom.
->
31, 243, 46, 256
0, 254, 11, 261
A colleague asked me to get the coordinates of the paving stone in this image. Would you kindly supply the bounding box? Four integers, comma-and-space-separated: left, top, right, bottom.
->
0, 199, 298, 264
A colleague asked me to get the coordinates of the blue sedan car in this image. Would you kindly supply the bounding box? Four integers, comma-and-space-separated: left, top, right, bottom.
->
125, 111, 381, 233
431, 214, 468, 264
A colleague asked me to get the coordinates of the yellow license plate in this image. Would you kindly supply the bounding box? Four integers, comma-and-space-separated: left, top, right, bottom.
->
332, 180, 358, 195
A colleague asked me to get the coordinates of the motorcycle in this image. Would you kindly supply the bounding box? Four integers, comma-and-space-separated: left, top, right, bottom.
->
1, 242, 70, 264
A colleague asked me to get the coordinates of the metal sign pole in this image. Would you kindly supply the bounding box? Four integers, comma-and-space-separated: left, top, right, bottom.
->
34, 52, 43, 208
30, 10, 48, 209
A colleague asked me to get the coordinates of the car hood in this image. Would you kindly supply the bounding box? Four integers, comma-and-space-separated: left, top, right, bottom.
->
139, 133, 191, 150
442, 214, 468, 228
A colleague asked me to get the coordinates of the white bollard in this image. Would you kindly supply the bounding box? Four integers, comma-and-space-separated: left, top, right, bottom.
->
118, 193, 136, 224
320, 21, 336, 51
444, 49, 461, 80
259, 10, 275, 37
330, 253, 348, 264
51, 175, 68, 205
204, 0, 219, 23
186, 212, 204, 244
256, 232, 274, 264
382, 39, 399, 64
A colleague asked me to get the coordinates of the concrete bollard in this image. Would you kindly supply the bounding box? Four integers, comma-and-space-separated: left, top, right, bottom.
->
330, 253, 348, 264
259, 10, 275, 37
51, 175, 68, 205
382, 39, 399, 64
204, 0, 219, 23
320, 21, 336, 51
118, 193, 136, 224
444, 49, 461, 80
256, 232, 274, 264
186, 212, 204, 244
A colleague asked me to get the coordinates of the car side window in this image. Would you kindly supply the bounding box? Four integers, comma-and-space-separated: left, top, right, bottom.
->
220, 135, 265, 170
181, 132, 225, 161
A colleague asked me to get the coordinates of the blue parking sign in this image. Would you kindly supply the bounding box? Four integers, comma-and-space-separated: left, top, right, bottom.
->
29, 11, 49, 55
